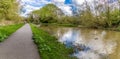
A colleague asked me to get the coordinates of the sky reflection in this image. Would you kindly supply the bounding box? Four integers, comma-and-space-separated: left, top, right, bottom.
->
58, 29, 117, 59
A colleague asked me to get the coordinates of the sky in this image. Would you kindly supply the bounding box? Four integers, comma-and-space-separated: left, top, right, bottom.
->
19, 0, 117, 16
19, 0, 87, 16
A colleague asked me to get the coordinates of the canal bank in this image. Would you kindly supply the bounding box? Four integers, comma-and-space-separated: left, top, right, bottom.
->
37, 24, 120, 59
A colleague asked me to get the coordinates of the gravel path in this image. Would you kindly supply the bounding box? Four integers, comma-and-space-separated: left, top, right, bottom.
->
0, 24, 40, 59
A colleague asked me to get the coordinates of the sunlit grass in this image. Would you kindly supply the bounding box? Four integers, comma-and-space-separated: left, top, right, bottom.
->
0, 24, 24, 42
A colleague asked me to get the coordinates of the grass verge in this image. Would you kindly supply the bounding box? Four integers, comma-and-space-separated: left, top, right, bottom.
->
30, 24, 76, 59
41, 23, 78, 27
0, 24, 24, 42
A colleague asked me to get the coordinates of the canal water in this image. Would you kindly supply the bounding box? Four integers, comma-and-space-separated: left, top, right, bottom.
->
40, 25, 120, 59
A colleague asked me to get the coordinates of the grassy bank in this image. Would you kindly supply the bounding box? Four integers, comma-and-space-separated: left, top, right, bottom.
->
30, 24, 76, 59
37, 22, 120, 32
40, 23, 78, 27
0, 24, 24, 42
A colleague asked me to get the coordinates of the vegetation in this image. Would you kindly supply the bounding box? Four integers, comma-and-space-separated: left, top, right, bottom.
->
1, 0, 120, 59
1, 0, 119, 29
28, 1, 120, 29
28, 4, 64, 24
75, 0, 120, 28
0, 24, 23, 42
30, 24, 76, 59
0, 0, 23, 22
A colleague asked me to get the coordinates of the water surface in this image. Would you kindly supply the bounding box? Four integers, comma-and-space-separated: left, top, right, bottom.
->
40, 26, 120, 59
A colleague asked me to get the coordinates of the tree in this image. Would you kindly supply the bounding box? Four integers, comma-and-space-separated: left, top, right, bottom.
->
0, 0, 22, 21
31, 4, 64, 23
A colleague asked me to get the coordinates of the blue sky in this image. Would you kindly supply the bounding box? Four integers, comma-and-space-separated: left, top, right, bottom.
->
19, 0, 117, 16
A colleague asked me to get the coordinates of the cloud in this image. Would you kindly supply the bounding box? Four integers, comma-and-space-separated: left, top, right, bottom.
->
20, 0, 51, 16
19, 0, 91, 16
72, 0, 85, 5
20, 4, 41, 16
51, 0, 73, 15
57, 5, 73, 15
52, 0, 65, 3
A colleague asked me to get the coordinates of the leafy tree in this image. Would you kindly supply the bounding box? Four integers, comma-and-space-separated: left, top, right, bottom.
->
31, 4, 64, 23
0, 0, 22, 21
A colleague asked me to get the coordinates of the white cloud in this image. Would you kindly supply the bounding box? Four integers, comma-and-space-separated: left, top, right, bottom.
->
20, 4, 41, 16
73, 0, 85, 5
20, 0, 74, 16
19, 0, 51, 16
58, 5, 72, 16
52, 0, 65, 3
51, 0, 72, 15
72, 0, 94, 5
20, 0, 95, 16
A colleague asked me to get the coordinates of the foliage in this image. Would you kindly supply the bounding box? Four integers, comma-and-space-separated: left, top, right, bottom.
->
0, 0, 23, 21
30, 4, 64, 23
30, 24, 76, 59
109, 9, 120, 26
27, 1, 120, 29
76, 0, 120, 28
0, 24, 23, 42
57, 16, 79, 25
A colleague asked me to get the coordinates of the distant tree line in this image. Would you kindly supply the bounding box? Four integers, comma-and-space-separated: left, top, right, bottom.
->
28, 0, 120, 28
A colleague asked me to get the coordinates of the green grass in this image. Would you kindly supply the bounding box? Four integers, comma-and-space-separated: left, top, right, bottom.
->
30, 24, 76, 59
0, 24, 24, 42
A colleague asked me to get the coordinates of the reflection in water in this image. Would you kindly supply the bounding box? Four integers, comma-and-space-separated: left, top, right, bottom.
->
58, 29, 117, 59
40, 26, 120, 59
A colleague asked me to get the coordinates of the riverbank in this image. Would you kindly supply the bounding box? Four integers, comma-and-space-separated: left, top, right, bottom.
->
40, 23, 78, 27
0, 24, 24, 42
37, 23, 120, 32
30, 24, 76, 59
